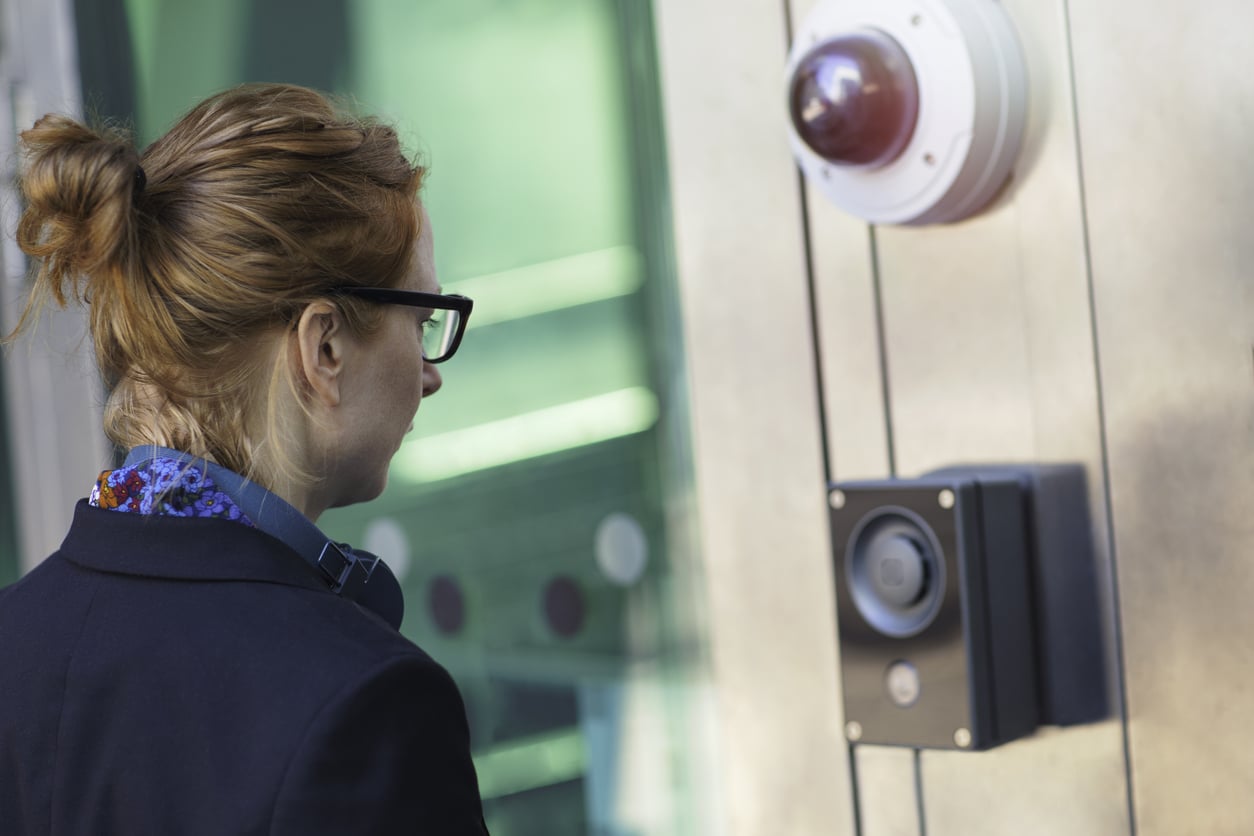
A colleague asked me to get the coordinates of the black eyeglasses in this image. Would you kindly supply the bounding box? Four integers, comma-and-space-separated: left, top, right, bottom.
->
332, 287, 473, 363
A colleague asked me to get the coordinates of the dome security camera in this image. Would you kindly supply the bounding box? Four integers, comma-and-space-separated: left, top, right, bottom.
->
785, 0, 1027, 225
789, 30, 920, 168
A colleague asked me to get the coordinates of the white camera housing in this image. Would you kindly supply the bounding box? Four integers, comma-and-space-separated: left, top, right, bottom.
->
786, 0, 1027, 225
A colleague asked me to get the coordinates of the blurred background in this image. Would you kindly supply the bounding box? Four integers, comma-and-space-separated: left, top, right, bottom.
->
3, 0, 1253, 835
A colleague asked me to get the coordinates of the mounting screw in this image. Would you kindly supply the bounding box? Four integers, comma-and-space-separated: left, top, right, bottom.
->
830, 490, 846, 510
846, 721, 863, 742
954, 727, 972, 748
938, 489, 955, 509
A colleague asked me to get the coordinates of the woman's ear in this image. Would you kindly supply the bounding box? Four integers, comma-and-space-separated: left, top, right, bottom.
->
294, 301, 347, 408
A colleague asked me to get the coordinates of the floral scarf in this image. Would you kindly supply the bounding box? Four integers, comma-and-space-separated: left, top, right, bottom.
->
89, 457, 254, 526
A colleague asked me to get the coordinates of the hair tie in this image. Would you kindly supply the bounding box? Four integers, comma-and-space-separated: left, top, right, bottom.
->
133, 165, 147, 201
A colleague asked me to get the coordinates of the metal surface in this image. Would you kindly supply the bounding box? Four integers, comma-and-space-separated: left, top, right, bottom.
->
856, 746, 921, 836
1068, 0, 1254, 832
652, 2, 854, 833
651, 0, 1254, 829
825, 0, 1133, 830
922, 726, 1130, 835
0, 0, 109, 572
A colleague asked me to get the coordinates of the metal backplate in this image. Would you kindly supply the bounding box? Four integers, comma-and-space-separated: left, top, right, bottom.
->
1069, 0, 1254, 832
832, 485, 972, 750
662, 0, 1254, 830
802, 0, 1134, 830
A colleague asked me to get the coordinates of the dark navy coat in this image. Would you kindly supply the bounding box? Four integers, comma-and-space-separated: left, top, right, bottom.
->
0, 501, 487, 835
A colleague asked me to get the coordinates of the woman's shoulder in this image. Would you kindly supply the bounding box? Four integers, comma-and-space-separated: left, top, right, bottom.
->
273, 650, 485, 833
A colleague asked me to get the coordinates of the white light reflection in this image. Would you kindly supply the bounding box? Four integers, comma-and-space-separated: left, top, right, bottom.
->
446, 245, 643, 329
394, 387, 659, 484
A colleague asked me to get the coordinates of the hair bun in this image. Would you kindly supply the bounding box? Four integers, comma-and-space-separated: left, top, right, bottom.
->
14, 114, 142, 309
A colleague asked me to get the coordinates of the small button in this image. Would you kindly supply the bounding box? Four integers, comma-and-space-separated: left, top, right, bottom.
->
885, 660, 921, 707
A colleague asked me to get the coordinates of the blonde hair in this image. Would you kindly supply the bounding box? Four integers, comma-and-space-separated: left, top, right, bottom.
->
9, 83, 424, 492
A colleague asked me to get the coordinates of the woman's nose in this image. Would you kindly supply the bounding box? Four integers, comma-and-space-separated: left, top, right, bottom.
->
423, 363, 443, 397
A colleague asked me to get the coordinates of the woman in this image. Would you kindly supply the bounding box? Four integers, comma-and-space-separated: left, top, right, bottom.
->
0, 84, 487, 834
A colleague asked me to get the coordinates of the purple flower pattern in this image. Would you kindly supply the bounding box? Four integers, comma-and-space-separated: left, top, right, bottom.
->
89, 458, 254, 526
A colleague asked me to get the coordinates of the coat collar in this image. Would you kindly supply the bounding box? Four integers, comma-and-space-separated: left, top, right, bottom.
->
106, 448, 405, 630
59, 499, 329, 593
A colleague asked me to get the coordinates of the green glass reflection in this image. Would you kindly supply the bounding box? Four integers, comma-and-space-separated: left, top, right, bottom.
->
81, 1, 696, 831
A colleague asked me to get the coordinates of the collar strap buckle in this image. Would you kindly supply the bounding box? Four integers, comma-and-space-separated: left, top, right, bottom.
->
316, 541, 373, 598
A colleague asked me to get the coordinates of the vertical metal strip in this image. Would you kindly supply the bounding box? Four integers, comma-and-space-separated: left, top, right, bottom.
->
799, 164, 867, 836
867, 226, 897, 479
785, 0, 855, 826
1058, 0, 1137, 832
913, 748, 928, 836
847, 745, 865, 836
785, 0, 833, 487
797, 174, 835, 484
